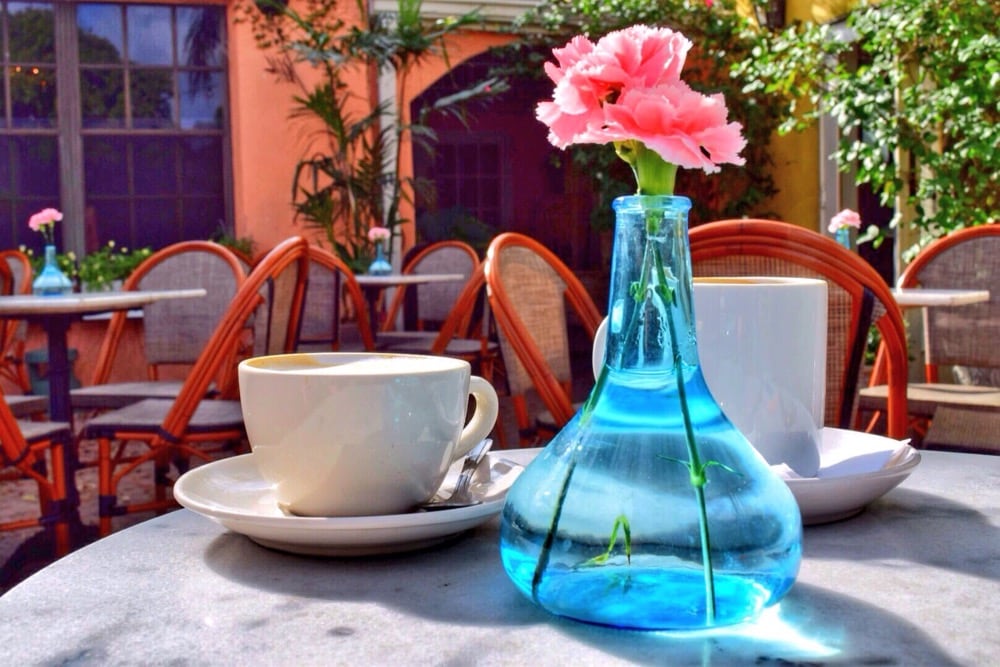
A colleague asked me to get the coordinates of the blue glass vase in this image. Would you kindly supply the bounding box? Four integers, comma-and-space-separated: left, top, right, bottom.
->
835, 227, 852, 249
499, 195, 802, 630
32, 245, 74, 296
367, 244, 392, 276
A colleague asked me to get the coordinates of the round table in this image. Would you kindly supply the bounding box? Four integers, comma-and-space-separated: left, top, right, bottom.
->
0, 449, 997, 665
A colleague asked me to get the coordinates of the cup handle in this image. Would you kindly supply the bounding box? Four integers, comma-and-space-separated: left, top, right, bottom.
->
453, 376, 499, 459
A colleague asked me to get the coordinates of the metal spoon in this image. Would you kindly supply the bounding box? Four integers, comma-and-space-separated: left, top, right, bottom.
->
421, 438, 493, 511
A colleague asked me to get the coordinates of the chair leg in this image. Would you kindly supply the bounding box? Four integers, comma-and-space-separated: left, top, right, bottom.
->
97, 437, 115, 537
48, 437, 71, 557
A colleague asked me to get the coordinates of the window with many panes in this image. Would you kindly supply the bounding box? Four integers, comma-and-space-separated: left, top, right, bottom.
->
0, 1, 229, 254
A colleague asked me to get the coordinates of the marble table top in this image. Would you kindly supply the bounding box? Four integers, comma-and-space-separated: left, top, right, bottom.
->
1, 450, 997, 666
892, 288, 990, 308
354, 273, 465, 287
0, 288, 207, 316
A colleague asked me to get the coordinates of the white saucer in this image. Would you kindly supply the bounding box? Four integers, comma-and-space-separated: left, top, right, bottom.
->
783, 429, 921, 525
174, 452, 526, 556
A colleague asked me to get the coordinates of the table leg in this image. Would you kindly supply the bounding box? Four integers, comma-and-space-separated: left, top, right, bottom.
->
41, 315, 85, 531
43, 315, 73, 424
361, 286, 382, 343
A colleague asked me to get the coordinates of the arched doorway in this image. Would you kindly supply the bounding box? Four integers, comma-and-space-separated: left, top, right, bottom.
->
410, 50, 603, 271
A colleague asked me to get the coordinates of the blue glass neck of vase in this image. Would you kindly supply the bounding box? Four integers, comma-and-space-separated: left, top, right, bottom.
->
604, 195, 696, 375
44, 244, 58, 264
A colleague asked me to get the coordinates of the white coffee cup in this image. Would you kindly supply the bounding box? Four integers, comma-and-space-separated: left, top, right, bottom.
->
238, 352, 499, 517
593, 277, 827, 477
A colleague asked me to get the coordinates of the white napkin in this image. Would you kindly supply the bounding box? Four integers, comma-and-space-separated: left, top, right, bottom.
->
773, 427, 910, 480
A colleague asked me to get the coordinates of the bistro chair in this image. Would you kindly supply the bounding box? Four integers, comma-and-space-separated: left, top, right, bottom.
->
295, 245, 375, 352
79, 236, 309, 536
688, 218, 909, 439
859, 224, 1000, 453
0, 249, 34, 394
0, 387, 73, 561
70, 241, 247, 411
485, 233, 602, 445
383, 261, 501, 380
377, 240, 479, 346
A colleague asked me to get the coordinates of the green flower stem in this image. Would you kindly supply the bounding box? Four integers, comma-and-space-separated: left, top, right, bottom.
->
614, 141, 678, 196
531, 457, 577, 601
651, 241, 717, 625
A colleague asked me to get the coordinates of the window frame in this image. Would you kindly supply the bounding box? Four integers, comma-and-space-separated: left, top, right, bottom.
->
0, 0, 231, 255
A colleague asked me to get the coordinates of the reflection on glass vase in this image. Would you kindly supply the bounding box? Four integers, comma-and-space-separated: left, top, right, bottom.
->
499, 195, 802, 630
32, 245, 74, 296
367, 244, 392, 276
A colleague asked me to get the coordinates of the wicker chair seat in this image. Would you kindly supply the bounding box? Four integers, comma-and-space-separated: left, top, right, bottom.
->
82, 398, 244, 438
71, 380, 187, 410
859, 382, 1000, 417
4, 394, 48, 418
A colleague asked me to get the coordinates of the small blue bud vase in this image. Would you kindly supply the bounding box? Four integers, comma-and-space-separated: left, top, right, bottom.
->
499, 195, 802, 630
367, 244, 392, 276
835, 227, 852, 249
32, 244, 74, 296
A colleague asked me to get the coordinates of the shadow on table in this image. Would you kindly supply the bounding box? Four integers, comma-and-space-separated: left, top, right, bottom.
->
202, 527, 962, 666
805, 487, 1000, 582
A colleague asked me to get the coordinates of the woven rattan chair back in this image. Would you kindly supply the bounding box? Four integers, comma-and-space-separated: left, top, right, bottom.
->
297, 246, 375, 351
90, 241, 246, 385
0, 385, 72, 558
381, 240, 479, 332
0, 249, 33, 392
902, 225, 1000, 379
689, 219, 909, 439
159, 236, 309, 440
486, 233, 602, 440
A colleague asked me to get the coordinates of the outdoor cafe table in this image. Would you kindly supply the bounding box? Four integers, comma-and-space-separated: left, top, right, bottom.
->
891, 288, 990, 308
354, 273, 465, 340
0, 289, 206, 528
0, 449, 997, 665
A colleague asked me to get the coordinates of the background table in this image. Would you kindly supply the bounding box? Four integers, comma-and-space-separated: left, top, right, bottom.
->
0, 289, 206, 423
0, 449, 997, 665
0, 289, 206, 536
892, 288, 990, 308
355, 273, 465, 338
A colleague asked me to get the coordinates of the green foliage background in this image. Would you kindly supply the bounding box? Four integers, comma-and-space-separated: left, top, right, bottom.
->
494, 0, 786, 229
737, 0, 999, 253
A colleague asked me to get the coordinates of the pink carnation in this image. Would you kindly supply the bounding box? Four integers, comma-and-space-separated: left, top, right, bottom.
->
538, 26, 693, 150
536, 25, 745, 176
28, 208, 63, 232
828, 209, 862, 234
367, 226, 391, 243
603, 84, 746, 173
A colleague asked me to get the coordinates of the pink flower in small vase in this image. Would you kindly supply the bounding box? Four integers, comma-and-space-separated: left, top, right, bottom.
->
28, 208, 63, 245
828, 209, 862, 234
367, 226, 391, 245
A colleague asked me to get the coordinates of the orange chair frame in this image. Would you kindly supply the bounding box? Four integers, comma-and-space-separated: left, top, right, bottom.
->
381, 240, 480, 333
304, 245, 376, 351
688, 219, 909, 439
485, 233, 602, 435
89, 240, 247, 386
90, 237, 309, 535
896, 224, 1000, 382
0, 393, 71, 556
0, 249, 34, 393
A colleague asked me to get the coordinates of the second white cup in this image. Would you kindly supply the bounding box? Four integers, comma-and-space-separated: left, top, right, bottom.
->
593, 277, 827, 477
